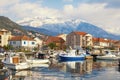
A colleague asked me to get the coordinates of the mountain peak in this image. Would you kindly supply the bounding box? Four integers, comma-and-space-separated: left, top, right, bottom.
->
17, 16, 87, 27
20, 16, 120, 40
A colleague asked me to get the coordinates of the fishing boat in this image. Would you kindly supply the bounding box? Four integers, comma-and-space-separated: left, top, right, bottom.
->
58, 49, 85, 62
26, 52, 49, 67
2, 52, 30, 70
97, 51, 119, 60
2, 52, 50, 70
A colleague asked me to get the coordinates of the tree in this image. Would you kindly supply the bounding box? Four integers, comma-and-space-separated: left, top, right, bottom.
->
86, 46, 92, 51
3, 45, 13, 51
48, 42, 57, 49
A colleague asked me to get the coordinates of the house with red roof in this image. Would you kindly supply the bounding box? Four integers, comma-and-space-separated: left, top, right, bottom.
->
9, 35, 37, 51
92, 37, 115, 49
45, 36, 65, 50
111, 40, 120, 51
66, 31, 93, 49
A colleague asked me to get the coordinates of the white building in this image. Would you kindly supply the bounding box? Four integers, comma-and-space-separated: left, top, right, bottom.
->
34, 37, 43, 48
9, 35, 37, 50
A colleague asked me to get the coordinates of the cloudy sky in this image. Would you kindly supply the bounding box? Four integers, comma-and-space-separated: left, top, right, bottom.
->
0, 0, 120, 35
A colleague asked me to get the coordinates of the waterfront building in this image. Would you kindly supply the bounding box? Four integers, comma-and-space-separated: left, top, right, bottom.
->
66, 31, 93, 49
9, 35, 37, 51
113, 40, 120, 51
57, 34, 67, 41
92, 38, 110, 48
0, 29, 11, 47
45, 36, 65, 50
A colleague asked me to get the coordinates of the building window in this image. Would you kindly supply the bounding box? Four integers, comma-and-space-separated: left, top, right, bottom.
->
24, 41, 26, 44
13, 41, 16, 44
32, 42, 35, 45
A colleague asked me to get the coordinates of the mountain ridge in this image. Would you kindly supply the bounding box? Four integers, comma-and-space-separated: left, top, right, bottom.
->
18, 17, 120, 40
0, 16, 48, 39
0, 16, 26, 35
1, 16, 120, 40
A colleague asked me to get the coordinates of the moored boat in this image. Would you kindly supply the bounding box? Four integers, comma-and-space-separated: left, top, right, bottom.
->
97, 51, 119, 60
85, 55, 93, 59
2, 52, 49, 70
2, 52, 30, 70
26, 52, 49, 67
59, 49, 85, 62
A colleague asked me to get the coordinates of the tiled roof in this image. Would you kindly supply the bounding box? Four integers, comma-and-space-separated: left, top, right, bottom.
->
93, 37, 110, 42
73, 31, 87, 36
9, 35, 34, 41
45, 36, 65, 44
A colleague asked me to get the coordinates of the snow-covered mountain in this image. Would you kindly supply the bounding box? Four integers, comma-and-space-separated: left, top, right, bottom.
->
18, 17, 120, 40
17, 16, 84, 27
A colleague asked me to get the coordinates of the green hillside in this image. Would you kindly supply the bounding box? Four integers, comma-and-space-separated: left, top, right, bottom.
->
0, 16, 26, 35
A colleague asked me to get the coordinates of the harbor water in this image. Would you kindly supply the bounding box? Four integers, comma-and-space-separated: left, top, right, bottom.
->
0, 59, 120, 80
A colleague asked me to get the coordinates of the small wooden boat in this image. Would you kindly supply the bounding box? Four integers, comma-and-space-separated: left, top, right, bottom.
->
85, 55, 93, 59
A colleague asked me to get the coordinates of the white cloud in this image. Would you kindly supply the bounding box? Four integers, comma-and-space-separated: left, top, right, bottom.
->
0, 0, 120, 35
0, 0, 19, 7
0, 0, 62, 20
63, 5, 74, 15
63, 3, 120, 35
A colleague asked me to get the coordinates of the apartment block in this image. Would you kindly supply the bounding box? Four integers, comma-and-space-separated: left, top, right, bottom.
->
66, 31, 93, 49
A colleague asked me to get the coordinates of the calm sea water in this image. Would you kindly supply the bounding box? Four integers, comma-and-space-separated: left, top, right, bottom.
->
0, 59, 120, 80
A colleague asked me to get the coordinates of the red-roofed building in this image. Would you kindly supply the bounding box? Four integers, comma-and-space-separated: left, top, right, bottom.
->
9, 35, 37, 50
56, 34, 67, 41
45, 36, 65, 49
66, 31, 93, 49
92, 37, 112, 48
112, 40, 120, 51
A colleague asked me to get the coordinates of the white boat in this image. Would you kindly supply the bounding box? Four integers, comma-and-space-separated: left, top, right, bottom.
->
2, 52, 49, 70
97, 51, 119, 60
27, 59, 49, 64
27, 52, 49, 65
2, 52, 30, 70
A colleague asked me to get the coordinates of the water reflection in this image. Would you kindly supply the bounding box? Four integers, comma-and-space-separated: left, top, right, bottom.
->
118, 59, 120, 72
50, 59, 119, 75
0, 59, 119, 80
63, 60, 93, 75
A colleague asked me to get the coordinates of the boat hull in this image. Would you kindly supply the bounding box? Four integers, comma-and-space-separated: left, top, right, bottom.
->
27, 59, 49, 64
97, 56, 119, 60
3, 62, 30, 70
59, 54, 85, 62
